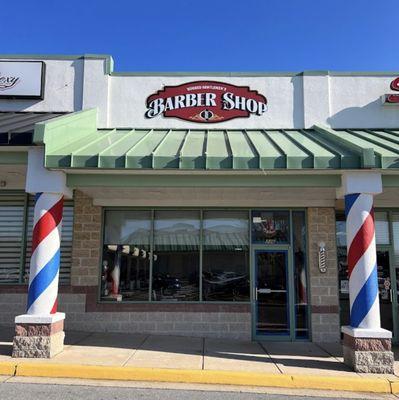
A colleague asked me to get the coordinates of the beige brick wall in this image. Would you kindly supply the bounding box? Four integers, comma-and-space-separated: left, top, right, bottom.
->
71, 190, 102, 286
0, 293, 251, 340
66, 309, 251, 340
308, 208, 340, 342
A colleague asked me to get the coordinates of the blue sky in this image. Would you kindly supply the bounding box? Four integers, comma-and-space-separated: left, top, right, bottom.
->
2, 0, 398, 72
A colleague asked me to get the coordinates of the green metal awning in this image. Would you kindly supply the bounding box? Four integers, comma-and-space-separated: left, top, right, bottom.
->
33, 109, 399, 170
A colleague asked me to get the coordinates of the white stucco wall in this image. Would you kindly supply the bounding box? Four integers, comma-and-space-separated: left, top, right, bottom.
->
0, 55, 398, 129
329, 76, 399, 128
81, 58, 110, 127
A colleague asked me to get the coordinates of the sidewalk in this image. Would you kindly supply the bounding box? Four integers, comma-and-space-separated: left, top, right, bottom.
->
1, 326, 399, 394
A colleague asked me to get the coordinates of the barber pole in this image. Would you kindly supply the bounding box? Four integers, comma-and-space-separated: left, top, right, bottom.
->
26, 192, 64, 315
299, 266, 307, 304
111, 245, 122, 295
345, 192, 380, 329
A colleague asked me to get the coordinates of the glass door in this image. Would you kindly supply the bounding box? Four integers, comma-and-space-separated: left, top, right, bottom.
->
254, 249, 291, 338
392, 212, 399, 343
377, 247, 397, 340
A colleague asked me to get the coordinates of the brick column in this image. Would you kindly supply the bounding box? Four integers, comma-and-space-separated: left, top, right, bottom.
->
308, 208, 340, 342
71, 190, 102, 287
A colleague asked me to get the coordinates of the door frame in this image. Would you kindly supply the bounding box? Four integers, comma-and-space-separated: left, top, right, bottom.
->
387, 209, 399, 343
251, 245, 296, 341
377, 244, 398, 342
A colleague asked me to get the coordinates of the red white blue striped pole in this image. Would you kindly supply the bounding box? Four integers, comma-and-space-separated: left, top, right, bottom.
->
26, 192, 64, 315
345, 192, 380, 330
341, 174, 394, 373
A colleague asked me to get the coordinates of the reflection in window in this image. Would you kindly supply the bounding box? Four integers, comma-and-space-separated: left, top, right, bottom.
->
202, 211, 249, 301
375, 212, 390, 245
292, 211, 308, 339
336, 220, 346, 247
251, 211, 290, 244
152, 211, 200, 301
256, 251, 289, 335
336, 214, 350, 327
102, 211, 151, 301
392, 213, 399, 308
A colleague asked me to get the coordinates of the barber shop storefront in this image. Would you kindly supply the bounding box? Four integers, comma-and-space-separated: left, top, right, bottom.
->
101, 208, 309, 341
0, 55, 399, 371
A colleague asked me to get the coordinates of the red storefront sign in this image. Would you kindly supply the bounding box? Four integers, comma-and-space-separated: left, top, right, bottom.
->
385, 77, 399, 104
145, 81, 268, 123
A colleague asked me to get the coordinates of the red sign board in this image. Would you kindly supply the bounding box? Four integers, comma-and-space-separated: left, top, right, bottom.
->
145, 81, 268, 123
386, 94, 399, 103
385, 77, 399, 104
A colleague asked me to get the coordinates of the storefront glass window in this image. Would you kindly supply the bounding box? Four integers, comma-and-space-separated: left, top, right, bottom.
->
392, 213, 399, 312
152, 211, 200, 301
202, 211, 250, 301
102, 210, 151, 301
292, 211, 309, 339
336, 219, 347, 247
251, 210, 290, 244
100, 208, 304, 307
0, 196, 25, 283
336, 214, 350, 327
375, 211, 390, 245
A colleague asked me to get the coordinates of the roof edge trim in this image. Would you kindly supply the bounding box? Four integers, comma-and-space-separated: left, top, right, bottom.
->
33, 109, 97, 151
0, 54, 114, 74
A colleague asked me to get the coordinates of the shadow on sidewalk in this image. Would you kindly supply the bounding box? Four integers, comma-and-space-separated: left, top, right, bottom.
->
0, 327, 396, 375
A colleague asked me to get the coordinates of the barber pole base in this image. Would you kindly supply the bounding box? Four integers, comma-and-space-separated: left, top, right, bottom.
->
342, 327, 394, 373
12, 313, 65, 358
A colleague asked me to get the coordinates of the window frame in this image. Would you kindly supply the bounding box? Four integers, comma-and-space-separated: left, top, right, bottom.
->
99, 207, 253, 304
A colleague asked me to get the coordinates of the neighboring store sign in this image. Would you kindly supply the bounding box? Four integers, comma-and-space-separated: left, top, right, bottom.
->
145, 81, 267, 123
0, 61, 45, 99
383, 77, 399, 104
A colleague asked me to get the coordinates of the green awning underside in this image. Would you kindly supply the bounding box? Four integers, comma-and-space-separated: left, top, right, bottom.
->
34, 110, 399, 170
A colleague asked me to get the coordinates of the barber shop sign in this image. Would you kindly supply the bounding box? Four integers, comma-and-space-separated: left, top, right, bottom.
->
145, 81, 268, 123
385, 77, 399, 104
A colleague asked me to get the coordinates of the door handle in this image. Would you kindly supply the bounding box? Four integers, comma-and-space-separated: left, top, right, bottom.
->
258, 288, 286, 294
256, 288, 287, 297
268, 290, 287, 293
255, 287, 287, 302
257, 288, 272, 294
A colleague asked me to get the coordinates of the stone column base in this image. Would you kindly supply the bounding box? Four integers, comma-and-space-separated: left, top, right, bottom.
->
342, 326, 394, 374
12, 313, 65, 358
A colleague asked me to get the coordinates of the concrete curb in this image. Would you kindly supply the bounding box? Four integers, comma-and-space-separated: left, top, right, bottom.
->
0, 362, 16, 376
1, 362, 398, 394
